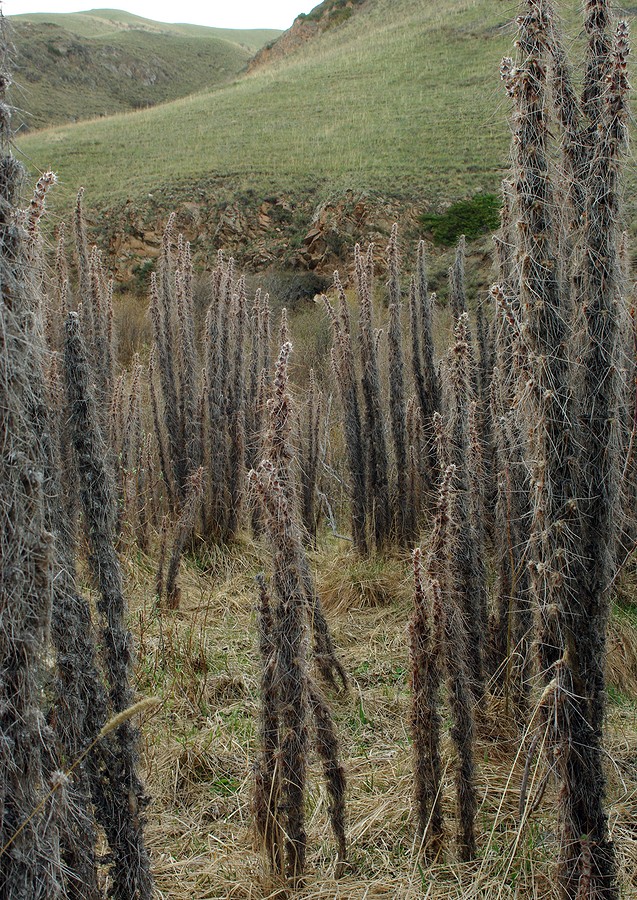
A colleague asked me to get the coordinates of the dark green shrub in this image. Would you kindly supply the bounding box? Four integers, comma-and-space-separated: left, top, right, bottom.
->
420, 194, 501, 246
131, 257, 156, 293
326, 9, 353, 27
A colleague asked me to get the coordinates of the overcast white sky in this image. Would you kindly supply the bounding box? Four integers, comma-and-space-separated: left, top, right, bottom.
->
2, 1, 318, 30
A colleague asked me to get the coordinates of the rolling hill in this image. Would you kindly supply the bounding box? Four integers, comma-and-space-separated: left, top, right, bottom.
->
12, 8, 279, 45
8, 9, 280, 129
14, 0, 635, 280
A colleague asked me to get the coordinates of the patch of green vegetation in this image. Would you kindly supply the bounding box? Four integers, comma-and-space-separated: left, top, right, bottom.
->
326, 9, 353, 28
420, 193, 501, 246
614, 595, 637, 628
208, 775, 240, 796
215, 708, 254, 742
353, 661, 407, 685
608, 684, 636, 708
131, 258, 156, 293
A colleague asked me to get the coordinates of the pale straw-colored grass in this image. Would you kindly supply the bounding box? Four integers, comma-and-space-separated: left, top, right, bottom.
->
122, 540, 637, 899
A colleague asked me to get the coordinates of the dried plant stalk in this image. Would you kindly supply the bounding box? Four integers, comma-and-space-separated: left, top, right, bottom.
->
64, 312, 153, 899
253, 574, 284, 878
410, 547, 444, 858
164, 467, 205, 610
323, 288, 367, 554
354, 248, 391, 550
445, 315, 486, 696
386, 224, 410, 545
249, 462, 309, 883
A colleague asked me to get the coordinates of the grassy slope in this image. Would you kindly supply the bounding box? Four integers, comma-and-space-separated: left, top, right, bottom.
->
9, 10, 280, 129
13, 0, 546, 214
17, 0, 636, 265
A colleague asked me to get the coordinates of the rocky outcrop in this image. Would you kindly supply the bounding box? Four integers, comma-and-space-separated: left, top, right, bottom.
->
95, 186, 422, 289
248, 0, 368, 72
294, 192, 418, 272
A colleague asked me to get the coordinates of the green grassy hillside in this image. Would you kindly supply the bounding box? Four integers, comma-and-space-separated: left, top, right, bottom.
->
13, 9, 279, 48
9, 9, 280, 129
15, 0, 635, 276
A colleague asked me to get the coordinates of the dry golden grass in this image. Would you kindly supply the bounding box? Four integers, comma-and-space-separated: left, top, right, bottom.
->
121, 538, 637, 899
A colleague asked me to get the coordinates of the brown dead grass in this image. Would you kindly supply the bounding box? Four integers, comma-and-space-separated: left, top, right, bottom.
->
122, 538, 637, 900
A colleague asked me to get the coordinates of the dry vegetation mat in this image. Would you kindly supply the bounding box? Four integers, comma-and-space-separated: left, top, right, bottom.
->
130, 548, 637, 899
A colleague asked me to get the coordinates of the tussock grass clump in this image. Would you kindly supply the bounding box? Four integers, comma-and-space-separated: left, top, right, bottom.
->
318, 550, 409, 613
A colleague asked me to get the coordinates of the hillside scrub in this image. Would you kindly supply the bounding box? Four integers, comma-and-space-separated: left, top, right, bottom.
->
8, 12, 278, 130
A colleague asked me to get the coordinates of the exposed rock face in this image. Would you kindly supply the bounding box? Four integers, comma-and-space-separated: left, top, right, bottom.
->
248, 0, 368, 72
296, 192, 417, 272
96, 187, 422, 287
